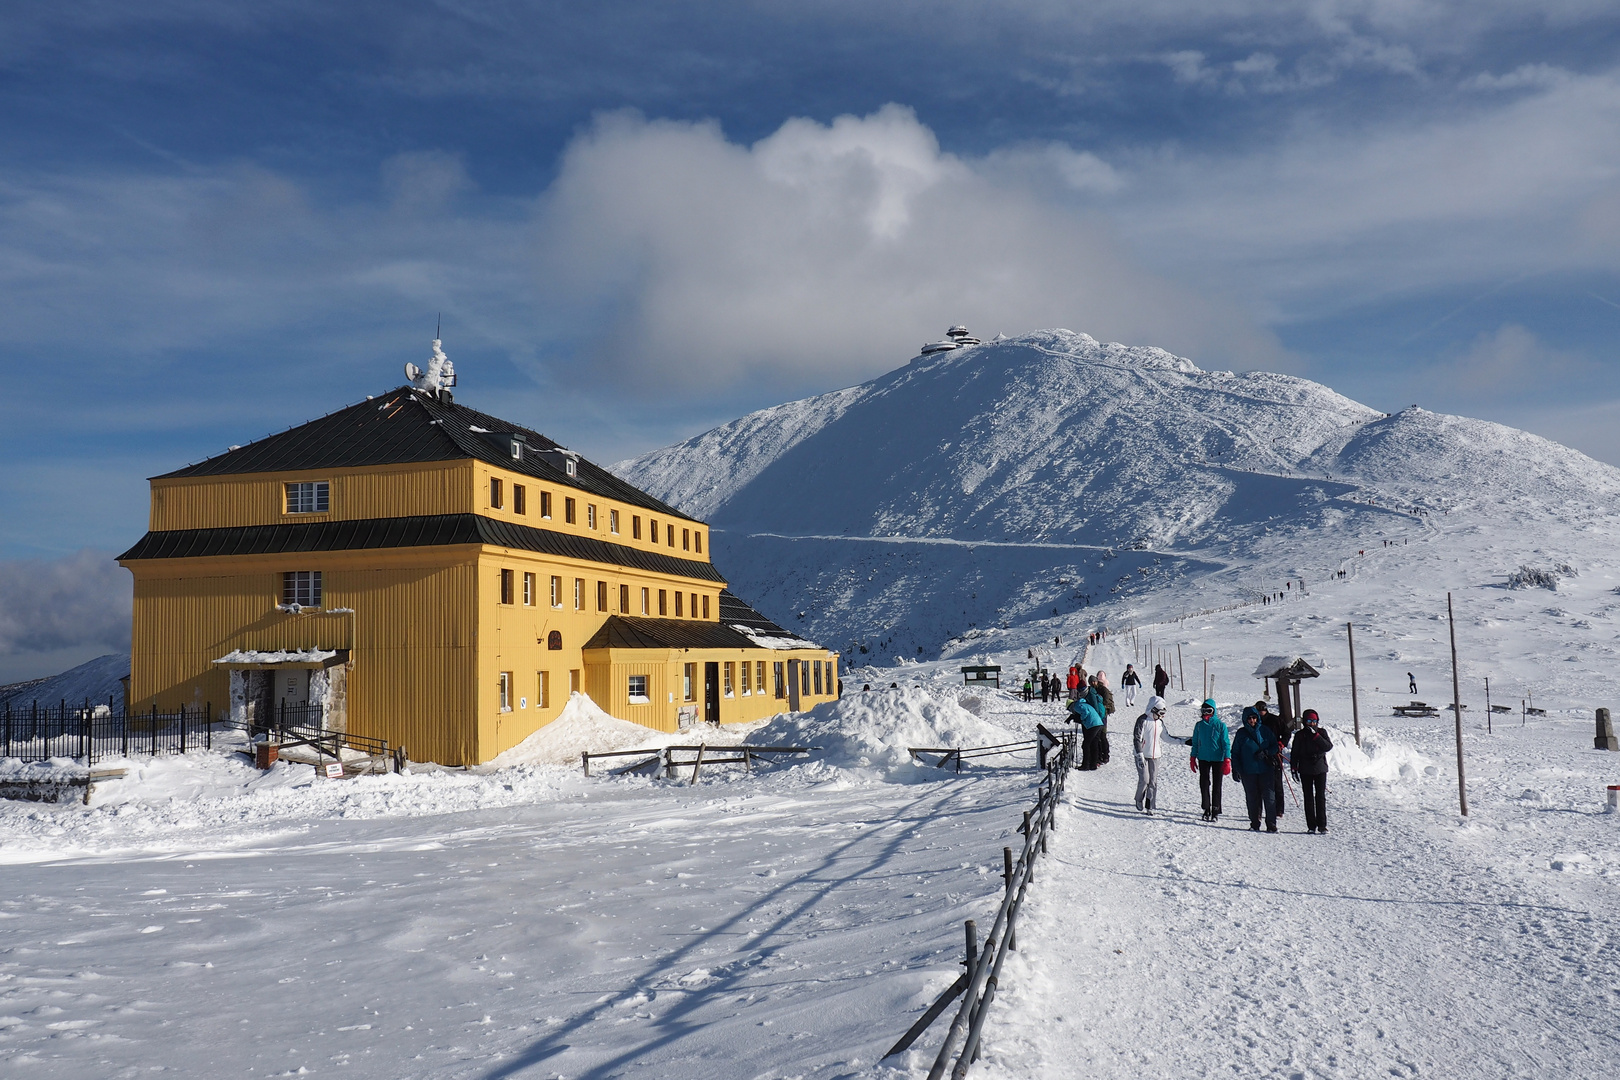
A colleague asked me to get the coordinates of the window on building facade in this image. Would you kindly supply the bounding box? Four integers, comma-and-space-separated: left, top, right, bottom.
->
499, 568, 514, 605
538, 670, 550, 708
282, 570, 322, 608
801, 661, 810, 696
490, 477, 503, 509
650, 518, 659, 543
587, 504, 597, 529
574, 578, 584, 610
667, 523, 675, 546
513, 484, 526, 515
813, 660, 823, 696
724, 662, 735, 697
499, 671, 513, 712
547, 630, 562, 650
284, 481, 330, 514
695, 531, 703, 554
523, 572, 535, 606
701, 594, 710, 619
596, 580, 608, 611
683, 663, 695, 701
550, 575, 562, 607
609, 509, 619, 534
633, 515, 642, 540
689, 593, 697, 619
569, 669, 580, 694
740, 660, 751, 695
682, 528, 690, 551
628, 674, 649, 703
565, 497, 577, 524
640, 587, 650, 615
773, 661, 786, 699
540, 491, 552, 519
658, 589, 668, 616
757, 660, 766, 694
619, 583, 629, 612
674, 591, 684, 618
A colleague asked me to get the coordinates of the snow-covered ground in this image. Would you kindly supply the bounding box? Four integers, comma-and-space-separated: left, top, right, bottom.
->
973, 640, 1620, 1080
0, 688, 1065, 1078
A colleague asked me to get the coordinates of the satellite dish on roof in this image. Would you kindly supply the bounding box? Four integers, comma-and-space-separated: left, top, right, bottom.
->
404, 362, 424, 383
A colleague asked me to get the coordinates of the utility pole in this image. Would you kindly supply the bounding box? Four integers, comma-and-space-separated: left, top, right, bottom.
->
1346, 622, 1361, 747
1448, 592, 1468, 816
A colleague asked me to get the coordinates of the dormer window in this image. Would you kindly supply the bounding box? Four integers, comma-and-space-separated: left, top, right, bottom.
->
285, 481, 329, 514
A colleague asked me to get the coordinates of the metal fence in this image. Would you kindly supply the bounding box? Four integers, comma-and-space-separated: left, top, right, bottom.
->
2, 698, 395, 771
882, 726, 1077, 1078
2, 700, 220, 764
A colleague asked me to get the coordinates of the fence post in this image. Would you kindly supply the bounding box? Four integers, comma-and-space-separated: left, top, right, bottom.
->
1003, 847, 1016, 952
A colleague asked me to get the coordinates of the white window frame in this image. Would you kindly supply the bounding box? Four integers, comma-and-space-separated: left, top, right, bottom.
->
627, 675, 649, 704
499, 671, 513, 712
282, 570, 322, 608
609, 509, 620, 534
550, 575, 563, 608
285, 481, 329, 514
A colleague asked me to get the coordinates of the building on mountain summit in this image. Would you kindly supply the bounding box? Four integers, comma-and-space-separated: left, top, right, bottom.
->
117, 341, 838, 766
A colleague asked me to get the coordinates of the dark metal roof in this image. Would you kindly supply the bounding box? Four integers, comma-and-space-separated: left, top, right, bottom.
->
582, 616, 762, 651
117, 513, 727, 582
154, 387, 698, 522
717, 588, 798, 638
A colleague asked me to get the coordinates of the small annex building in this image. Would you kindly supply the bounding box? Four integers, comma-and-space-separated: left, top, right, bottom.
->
117, 344, 838, 766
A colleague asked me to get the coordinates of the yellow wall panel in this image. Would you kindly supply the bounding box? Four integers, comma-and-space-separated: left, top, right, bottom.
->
150, 460, 474, 531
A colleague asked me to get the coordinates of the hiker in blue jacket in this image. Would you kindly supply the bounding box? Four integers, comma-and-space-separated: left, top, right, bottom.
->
1189, 699, 1231, 821
1070, 694, 1106, 770
1232, 706, 1281, 832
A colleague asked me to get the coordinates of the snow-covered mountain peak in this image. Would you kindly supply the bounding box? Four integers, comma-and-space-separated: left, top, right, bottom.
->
615, 328, 1620, 658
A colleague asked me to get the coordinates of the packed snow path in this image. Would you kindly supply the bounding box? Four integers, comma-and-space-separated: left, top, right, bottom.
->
975, 645, 1620, 1079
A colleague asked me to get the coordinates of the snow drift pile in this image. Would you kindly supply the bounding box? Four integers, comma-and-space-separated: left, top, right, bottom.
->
752, 685, 1024, 776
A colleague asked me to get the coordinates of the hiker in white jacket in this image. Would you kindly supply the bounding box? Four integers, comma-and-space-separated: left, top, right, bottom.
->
1133, 695, 1175, 814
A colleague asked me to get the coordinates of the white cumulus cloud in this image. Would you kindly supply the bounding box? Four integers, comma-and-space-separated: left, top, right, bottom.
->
530, 104, 1280, 394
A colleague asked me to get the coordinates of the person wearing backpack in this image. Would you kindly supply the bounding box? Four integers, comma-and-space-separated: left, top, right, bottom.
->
1188, 699, 1231, 821
1290, 709, 1335, 833
1070, 693, 1106, 769
1232, 706, 1281, 832
1132, 696, 1176, 813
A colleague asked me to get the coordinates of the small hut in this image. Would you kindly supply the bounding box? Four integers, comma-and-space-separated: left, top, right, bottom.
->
1253, 656, 1320, 725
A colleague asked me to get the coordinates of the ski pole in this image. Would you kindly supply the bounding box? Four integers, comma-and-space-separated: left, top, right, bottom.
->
1284, 770, 1300, 808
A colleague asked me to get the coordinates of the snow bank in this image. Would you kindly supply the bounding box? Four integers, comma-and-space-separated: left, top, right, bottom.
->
1327, 727, 1437, 783
487, 692, 749, 768
752, 685, 1022, 776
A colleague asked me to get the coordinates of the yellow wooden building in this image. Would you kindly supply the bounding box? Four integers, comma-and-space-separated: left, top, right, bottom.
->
118, 360, 838, 765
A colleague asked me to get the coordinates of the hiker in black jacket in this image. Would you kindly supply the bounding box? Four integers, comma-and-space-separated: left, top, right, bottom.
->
1153, 664, 1170, 698
1257, 700, 1293, 818
1290, 709, 1335, 833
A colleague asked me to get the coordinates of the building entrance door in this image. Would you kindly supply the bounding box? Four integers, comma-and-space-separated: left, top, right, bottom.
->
704, 662, 720, 725
787, 659, 800, 711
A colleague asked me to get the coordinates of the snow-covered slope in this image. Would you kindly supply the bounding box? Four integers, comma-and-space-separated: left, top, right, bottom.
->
616, 330, 1620, 657
0, 652, 128, 711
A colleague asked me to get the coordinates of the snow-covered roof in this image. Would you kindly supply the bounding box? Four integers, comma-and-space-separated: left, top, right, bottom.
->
213, 648, 341, 667
1253, 656, 1320, 680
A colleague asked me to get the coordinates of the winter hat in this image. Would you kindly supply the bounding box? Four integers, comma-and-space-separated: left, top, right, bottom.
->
1096, 671, 1110, 687
1302, 709, 1320, 724
1253, 700, 1269, 712
1147, 695, 1166, 715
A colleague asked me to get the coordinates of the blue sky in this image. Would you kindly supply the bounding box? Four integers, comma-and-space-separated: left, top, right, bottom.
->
3, 2, 1620, 679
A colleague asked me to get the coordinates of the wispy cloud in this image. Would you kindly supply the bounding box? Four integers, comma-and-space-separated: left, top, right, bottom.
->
0, 550, 130, 656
